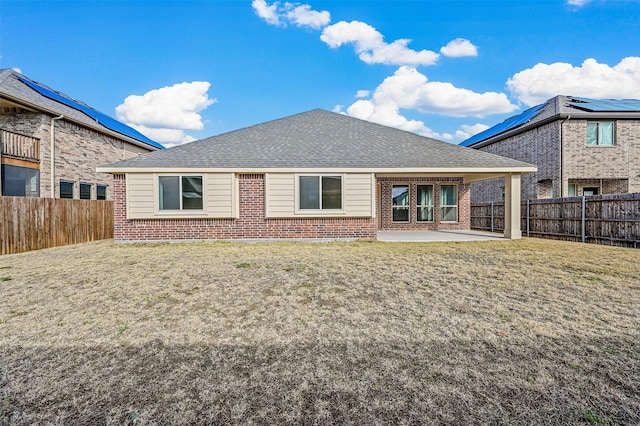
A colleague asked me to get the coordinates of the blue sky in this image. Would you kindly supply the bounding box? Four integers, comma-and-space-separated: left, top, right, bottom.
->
1, 0, 639, 146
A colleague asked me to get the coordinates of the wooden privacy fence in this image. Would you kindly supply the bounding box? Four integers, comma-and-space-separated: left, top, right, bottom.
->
471, 193, 640, 248
0, 196, 113, 255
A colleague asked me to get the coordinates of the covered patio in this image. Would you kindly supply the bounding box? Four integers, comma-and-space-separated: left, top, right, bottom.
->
376, 173, 526, 240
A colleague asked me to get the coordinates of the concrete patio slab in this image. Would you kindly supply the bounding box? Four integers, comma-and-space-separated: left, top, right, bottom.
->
377, 230, 504, 242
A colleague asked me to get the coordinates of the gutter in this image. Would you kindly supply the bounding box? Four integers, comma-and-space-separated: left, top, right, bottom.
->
559, 115, 571, 197
50, 115, 64, 198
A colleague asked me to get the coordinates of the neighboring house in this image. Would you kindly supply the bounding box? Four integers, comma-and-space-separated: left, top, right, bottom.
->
460, 95, 640, 203
98, 109, 535, 241
0, 69, 163, 199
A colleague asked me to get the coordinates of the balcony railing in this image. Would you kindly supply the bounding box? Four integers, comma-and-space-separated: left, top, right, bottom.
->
0, 128, 40, 162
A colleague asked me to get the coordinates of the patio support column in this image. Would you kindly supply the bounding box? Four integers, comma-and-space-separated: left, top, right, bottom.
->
504, 173, 522, 239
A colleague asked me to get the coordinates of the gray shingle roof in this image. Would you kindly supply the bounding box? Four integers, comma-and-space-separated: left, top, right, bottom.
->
101, 109, 534, 171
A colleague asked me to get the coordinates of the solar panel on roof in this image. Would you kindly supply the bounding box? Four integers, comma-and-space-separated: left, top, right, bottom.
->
459, 103, 545, 147
567, 97, 640, 112
18, 77, 164, 150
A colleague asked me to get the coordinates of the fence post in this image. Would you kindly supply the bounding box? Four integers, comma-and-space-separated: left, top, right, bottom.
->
490, 201, 494, 233
526, 199, 530, 237
581, 196, 586, 243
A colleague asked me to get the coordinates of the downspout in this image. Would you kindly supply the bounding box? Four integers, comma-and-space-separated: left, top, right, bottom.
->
559, 115, 570, 197
50, 115, 64, 198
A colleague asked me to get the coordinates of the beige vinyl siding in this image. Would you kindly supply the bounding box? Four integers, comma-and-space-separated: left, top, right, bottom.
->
265, 172, 374, 218
207, 173, 235, 218
126, 172, 234, 219
126, 174, 155, 219
265, 173, 296, 217
344, 173, 375, 217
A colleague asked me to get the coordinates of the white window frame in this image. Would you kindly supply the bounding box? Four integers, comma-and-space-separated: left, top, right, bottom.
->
440, 184, 458, 223
568, 183, 577, 197
295, 174, 344, 214
586, 121, 615, 146
157, 174, 205, 212
392, 184, 410, 223
416, 184, 434, 222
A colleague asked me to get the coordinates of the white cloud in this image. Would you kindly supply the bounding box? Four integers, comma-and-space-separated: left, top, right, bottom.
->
366, 66, 516, 118
11, 67, 23, 74
455, 123, 490, 140
127, 124, 194, 146
355, 90, 370, 98
252, 0, 330, 29
567, 0, 591, 7
252, 0, 282, 26
286, 3, 330, 29
344, 67, 516, 140
116, 81, 215, 146
507, 57, 640, 106
116, 81, 215, 130
347, 99, 442, 138
440, 38, 478, 58
320, 21, 439, 66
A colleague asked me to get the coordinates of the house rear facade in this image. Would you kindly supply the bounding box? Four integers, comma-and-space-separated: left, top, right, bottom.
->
99, 110, 535, 241
461, 96, 640, 203
0, 69, 163, 199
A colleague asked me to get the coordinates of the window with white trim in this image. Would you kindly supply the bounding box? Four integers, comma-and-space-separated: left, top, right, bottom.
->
440, 185, 458, 222
416, 185, 433, 222
158, 176, 203, 210
392, 185, 409, 222
586, 121, 614, 146
298, 175, 342, 210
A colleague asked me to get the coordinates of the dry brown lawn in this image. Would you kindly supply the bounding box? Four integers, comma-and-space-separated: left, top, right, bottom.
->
0, 238, 638, 425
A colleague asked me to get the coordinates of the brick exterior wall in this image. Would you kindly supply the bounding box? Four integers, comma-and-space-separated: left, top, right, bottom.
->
470, 121, 561, 203
113, 174, 379, 241
470, 118, 640, 202
1, 109, 152, 199
563, 120, 640, 194
0, 108, 44, 135
377, 176, 470, 231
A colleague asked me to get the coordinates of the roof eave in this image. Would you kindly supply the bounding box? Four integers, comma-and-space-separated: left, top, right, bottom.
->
0, 92, 162, 152
97, 166, 537, 174
466, 113, 565, 148
467, 110, 640, 149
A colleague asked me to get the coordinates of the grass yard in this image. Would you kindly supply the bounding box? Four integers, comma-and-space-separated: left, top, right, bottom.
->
0, 238, 638, 425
